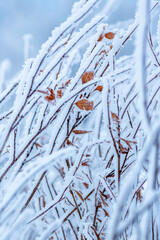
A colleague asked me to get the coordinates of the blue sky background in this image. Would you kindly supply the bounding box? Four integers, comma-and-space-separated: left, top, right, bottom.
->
0, 0, 137, 77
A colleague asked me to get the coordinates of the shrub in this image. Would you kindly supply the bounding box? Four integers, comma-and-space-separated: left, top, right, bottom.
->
0, 0, 160, 239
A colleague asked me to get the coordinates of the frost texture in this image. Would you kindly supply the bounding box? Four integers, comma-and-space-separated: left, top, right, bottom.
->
0, 0, 160, 239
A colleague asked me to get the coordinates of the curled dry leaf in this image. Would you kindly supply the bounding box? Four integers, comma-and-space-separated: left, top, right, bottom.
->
99, 50, 108, 56
117, 141, 128, 154
120, 138, 137, 150
97, 33, 104, 42
34, 142, 42, 149
65, 79, 71, 86
81, 160, 91, 167
37, 90, 48, 95
75, 99, 94, 111
103, 208, 110, 217
81, 71, 94, 84
73, 190, 84, 202
57, 89, 62, 98
83, 182, 89, 189
42, 195, 46, 208
45, 88, 55, 102
66, 139, 74, 146
111, 112, 120, 124
73, 130, 92, 134
105, 32, 115, 40
94, 85, 103, 92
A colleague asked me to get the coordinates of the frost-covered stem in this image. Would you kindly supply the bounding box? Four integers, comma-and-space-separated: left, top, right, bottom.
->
107, 89, 120, 190
13, 128, 17, 162
21, 170, 47, 212
29, 16, 104, 97
70, 189, 82, 219
135, 0, 151, 131
0, 80, 100, 182
49, 96, 78, 153
109, 123, 160, 239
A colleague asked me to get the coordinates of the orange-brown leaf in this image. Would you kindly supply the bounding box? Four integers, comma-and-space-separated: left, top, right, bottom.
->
105, 32, 115, 40
65, 79, 71, 86
73, 130, 91, 134
35, 142, 42, 148
103, 208, 110, 217
83, 182, 89, 189
42, 195, 46, 208
99, 50, 108, 56
57, 89, 62, 98
44, 88, 55, 102
111, 112, 120, 124
117, 141, 128, 154
45, 95, 55, 102
75, 99, 94, 111
82, 160, 91, 167
81, 71, 94, 84
94, 85, 103, 92
120, 138, 137, 150
97, 33, 104, 42
66, 139, 74, 146
37, 90, 48, 95
74, 190, 84, 202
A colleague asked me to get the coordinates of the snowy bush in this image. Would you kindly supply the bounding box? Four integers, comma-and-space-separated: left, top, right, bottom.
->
0, 0, 160, 239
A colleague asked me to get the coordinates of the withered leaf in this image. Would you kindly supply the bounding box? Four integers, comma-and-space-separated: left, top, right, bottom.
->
42, 195, 46, 208
120, 138, 137, 150
73, 190, 84, 202
73, 130, 91, 134
97, 33, 104, 42
99, 50, 108, 56
103, 208, 110, 217
81, 71, 94, 84
83, 182, 89, 189
66, 139, 74, 146
94, 85, 103, 92
45, 95, 55, 102
82, 160, 90, 167
65, 79, 71, 86
117, 141, 128, 154
37, 90, 48, 95
111, 112, 120, 124
75, 99, 94, 111
105, 32, 115, 40
35, 142, 42, 148
45, 88, 55, 102
57, 89, 62, 98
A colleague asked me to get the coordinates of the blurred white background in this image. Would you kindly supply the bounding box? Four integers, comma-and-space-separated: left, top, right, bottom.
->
0, 0, 137, 78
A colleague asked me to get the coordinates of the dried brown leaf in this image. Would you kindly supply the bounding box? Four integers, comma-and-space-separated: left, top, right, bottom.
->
97, 33, 104, 42
57, 89, 62, 98
74, 190, 84, 202
111, 112, 120, 124
120, 138, 137, 150
94, 85, 103, 92
73, 130, 92, 134
75, 99, 94, 111
105, 32, 115, 40
81, 71, 94, 84
103, 208, 110, 217
83, 182, 89, 189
